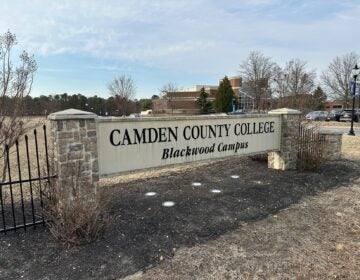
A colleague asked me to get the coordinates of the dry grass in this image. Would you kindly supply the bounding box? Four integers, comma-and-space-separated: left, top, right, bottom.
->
0, 117, 49, 181
323, 121, 360, 127
342, 135, 360, 160
0, 118, 50, 207
139, 182, 360, 280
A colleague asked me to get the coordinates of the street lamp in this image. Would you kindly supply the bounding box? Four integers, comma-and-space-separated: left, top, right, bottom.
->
348, 64, 360, 136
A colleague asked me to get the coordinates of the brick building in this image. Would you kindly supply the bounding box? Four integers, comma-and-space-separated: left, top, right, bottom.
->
324, 100, 343, 111
152, 76, 243, 115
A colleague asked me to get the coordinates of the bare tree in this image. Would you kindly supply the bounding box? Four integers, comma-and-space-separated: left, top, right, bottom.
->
285, 59, 316, 96
271, 65, 286, 96
0, 30, 37, 178
239, 51, 276, 111
158, 82, 178, 114
107, 75, 136, 116
158, 82, 178, 98
285, 59, 316, 109
321, 52, 359, 107
271, 59, 316, 109
271, 65, 289, 108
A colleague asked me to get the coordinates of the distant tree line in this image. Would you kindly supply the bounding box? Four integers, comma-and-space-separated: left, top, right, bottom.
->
0, 93, 152, 116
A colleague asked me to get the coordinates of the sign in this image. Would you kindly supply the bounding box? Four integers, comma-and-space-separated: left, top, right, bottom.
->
350, 80, 360, 96
97, 115, 281, 177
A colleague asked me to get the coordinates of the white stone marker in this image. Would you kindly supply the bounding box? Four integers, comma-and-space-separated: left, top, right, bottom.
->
211, 189, 221, 193
162, 201, 175, 207
145, 192, 157, 197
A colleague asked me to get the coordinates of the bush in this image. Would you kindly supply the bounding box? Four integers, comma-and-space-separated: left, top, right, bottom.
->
42, 164, 110, 247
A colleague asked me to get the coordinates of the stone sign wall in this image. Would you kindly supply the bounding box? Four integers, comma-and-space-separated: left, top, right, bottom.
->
49, 108, 306, 187
97, 115, 281, 177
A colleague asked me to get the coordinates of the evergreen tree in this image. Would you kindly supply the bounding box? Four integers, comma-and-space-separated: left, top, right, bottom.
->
196, 87, 212, 114
312, 86, 327, 110
214, 76, 235, 112
138, 98, 152, 110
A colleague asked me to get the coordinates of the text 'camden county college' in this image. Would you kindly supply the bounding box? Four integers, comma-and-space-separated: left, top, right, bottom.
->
109, 121, 276, 146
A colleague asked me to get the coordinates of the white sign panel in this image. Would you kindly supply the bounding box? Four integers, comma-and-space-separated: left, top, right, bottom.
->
97, 115, 281, 177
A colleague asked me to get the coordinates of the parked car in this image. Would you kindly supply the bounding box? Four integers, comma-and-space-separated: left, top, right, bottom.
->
325, 109, 343, 122
339, 109, 360, 122
305, 111, 329, 121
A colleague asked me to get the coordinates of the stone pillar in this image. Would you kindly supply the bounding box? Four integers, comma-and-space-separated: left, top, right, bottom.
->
319, 130, 342, 160
49, 109, 99, 191
267, 108, 301, 170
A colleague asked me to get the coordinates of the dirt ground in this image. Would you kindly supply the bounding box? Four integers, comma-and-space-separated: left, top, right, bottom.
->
1, 135, 360, 279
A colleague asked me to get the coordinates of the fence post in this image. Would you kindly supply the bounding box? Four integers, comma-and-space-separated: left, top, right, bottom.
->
319, 130, 343, 160
267, 108, 301, 170
49, 109, 99, 191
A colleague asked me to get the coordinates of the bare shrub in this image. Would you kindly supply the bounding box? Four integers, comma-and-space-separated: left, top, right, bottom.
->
1, 30, 37, 180
297, 121, 326, 171
42, 163, 111, 247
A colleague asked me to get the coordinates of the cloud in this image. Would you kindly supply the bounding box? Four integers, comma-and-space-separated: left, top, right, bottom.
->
1, 0, 359, 78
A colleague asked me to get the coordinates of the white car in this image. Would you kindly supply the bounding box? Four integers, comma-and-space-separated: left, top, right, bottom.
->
305, 111, 329, 121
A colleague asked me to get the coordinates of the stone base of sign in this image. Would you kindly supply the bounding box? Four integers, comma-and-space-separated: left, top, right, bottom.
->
320, 130, 343, 160
49, 109, 99, 192
267, 108, 301, 170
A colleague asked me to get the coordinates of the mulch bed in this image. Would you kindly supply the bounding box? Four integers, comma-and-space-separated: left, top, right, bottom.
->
0, 157, 359, 279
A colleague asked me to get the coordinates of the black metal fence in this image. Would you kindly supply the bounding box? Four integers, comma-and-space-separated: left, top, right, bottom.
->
0, 125, 56, 234
298, 121, 326, 170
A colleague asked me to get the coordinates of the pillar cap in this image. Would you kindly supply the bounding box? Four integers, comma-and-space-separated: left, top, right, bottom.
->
268, 108, 301, 115
48, 109, 98, 120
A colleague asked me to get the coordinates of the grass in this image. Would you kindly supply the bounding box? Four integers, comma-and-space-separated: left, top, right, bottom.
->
0, 117, 49, 182
342, 134, 360, 160
0, 117, 50, 229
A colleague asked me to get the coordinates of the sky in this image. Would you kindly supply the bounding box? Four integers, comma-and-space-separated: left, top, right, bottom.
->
1, 0, 359, 99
